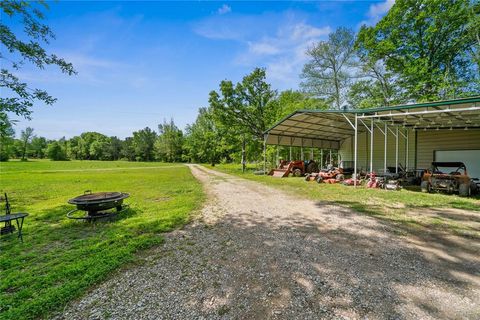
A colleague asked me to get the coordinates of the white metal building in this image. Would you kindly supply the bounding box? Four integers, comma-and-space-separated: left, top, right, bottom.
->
264, 96, 480, 182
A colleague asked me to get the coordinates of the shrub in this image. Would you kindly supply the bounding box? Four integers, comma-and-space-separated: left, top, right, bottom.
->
47, 142, 67, 161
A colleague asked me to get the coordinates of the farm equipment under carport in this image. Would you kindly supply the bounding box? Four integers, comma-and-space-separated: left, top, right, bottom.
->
421, 162, 478, 197
268, 160, 318, 178
305, 164, 346, 183
373, 164, 423, 189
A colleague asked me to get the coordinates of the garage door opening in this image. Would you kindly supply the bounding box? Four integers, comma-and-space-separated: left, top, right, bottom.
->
435, 150, 480, 179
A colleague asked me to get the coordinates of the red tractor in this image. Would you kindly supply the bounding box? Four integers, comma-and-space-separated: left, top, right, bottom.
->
268, 160, 305, 177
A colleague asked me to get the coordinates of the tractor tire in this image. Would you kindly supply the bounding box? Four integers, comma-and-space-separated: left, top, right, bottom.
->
420, 181, 431, 193
292, 168, 302, 177
470, 181, 479, 195
459, 183, 471, 197
336, 174, 345, 182
316, 176, 323, 183
305, 174, 312, 181
306, 161, 319, 174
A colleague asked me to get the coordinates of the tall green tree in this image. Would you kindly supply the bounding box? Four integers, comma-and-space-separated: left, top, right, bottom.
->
0, 1, 76, 134
209, 68, 276, 170
89, 137, 110, 160
108, 136, 123, 161
29, 136, 48, 158
155, 119, 184, 162
468, 1, 480, 87
0, 119, 15, 161
121, 137, 136, 161
46, 141, 67, 161
19, 126, 34, 160
266, 90, 327, 122
132, 127, 157, 161
300, 27, 357, 109
67, 136, 83, 160
185, 107, 224, 165
78, 132, 108, 160
210, 68, 277, 140
356, 0, 479, 101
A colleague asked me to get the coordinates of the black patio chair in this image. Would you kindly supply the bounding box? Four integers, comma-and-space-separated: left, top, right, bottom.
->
0, 193, 28, 242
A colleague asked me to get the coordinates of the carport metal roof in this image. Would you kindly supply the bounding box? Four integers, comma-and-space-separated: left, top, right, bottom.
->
264, 96, 480, 149
262, 96, 480, 184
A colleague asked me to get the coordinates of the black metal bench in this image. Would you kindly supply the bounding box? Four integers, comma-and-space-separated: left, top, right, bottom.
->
1, 193, 28, 242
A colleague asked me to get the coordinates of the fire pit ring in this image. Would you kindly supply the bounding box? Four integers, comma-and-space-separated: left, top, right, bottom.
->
67, 191, 129, 220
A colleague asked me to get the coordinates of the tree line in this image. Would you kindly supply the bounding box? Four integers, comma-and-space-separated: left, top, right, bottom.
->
0, 120, 184, 162
0, 84, 317, 163
1, 0, 479, 165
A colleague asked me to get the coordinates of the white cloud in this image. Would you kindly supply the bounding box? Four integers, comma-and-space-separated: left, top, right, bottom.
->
193, 14, 264, 40
360, 0, 395, 27
239, 23, 331, 88
13, 54, 121, 86
248, 41, 280, 55
217, 4, 231, 15
193, 11, 331, 89
15, 52, 153, 91
288, 23, 330, 41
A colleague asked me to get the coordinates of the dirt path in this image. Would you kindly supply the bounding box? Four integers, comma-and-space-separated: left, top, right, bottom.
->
58, 165, 480, 320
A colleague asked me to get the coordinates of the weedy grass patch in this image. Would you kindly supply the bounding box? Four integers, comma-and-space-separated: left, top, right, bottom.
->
206, 163, 480, 239
0, 160, 204, 320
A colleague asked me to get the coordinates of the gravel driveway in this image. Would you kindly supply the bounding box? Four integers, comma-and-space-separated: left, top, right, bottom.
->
57, 164, 480, 320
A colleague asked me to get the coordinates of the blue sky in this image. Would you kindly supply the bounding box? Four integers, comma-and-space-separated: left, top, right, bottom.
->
8, 0, 393, 139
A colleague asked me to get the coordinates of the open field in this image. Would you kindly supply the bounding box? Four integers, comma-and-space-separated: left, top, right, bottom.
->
205, 164, 480, 239
0, 160, 204, 320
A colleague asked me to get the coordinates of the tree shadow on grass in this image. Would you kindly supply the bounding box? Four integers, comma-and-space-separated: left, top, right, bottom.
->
0, 204, 155, 319
318, 199, 480, 240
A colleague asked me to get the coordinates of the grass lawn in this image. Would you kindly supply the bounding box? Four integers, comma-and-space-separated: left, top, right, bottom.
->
0, 160, 204, 320
205, 163, 480, 239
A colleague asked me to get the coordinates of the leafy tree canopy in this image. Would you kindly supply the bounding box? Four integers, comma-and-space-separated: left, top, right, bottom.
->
47, 141, 67, 161
209, 67, 277, 140
0, 0, 75, 134
155, 119, 184, 162
132, 127, 157, 161
266, 90, 328, 123
300, 27, 357, 109
356, 0, 480, 101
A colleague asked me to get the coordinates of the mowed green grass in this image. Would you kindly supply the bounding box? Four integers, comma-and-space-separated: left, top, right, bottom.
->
0, 160, 204, 320
206, 163, 480, 239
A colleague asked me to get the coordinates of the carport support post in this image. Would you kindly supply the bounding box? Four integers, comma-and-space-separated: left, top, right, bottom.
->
276, 135, 281, 165
301, 139, 304, 161
370, 119, 374, 173
395, 126, 399, 174
242, 134, 246, 173
354, 114, 358, 187
263, 134, 267, 174
276, 145, 279, 165
289, 137, 292, 161
320, 149, 323, 167
384, 122, 387, 173
329, 149, 332, 165
406, 129, 409, 170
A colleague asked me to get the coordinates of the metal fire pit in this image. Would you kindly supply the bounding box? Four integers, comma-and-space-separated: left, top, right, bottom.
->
67, 190, 129, 220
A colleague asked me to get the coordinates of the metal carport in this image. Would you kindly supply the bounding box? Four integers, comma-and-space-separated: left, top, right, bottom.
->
263, 96, 480, 185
